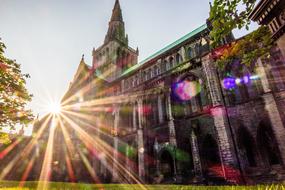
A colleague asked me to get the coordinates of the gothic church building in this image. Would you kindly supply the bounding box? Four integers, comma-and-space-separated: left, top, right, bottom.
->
58, 0, 285, 185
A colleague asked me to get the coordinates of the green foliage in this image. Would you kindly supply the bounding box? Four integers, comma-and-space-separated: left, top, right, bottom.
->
209, 0, 257, 48
215, 26, 273, 69
0, 133, 11, 144
208, 0, 275, 70
0, 39, 33, 130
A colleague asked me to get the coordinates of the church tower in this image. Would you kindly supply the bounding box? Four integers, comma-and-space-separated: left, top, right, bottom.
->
104, 0, 127, 45
92, 0, 138, 82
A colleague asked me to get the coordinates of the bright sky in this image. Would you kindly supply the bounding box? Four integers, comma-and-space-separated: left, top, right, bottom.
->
0, 0, 259, 117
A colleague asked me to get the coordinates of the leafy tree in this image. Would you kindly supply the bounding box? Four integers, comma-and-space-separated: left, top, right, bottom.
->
0, 133, 11, 144
209, 0, 273, 69
0, 39, 33, 131
215, 26, 273, 69
209, 0, 257, 48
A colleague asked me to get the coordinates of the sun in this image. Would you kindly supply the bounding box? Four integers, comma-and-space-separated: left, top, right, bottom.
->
47, 102, 62, 115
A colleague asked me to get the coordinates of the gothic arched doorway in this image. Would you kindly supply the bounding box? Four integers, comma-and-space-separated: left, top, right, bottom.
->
257, 121, 281, 166
237, 126, 257, 167
201, 134, 222, 179
202, 135, 221, 166
159, 150, 175, 180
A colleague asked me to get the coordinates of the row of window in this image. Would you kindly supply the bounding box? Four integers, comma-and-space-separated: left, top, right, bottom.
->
116, 90, 206, 129
117, 96, 168, 130
124, 53, 183, 90
123, 39, 210, 90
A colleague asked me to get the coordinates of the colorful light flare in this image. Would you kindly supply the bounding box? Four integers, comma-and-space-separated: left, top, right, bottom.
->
37, 116, 57, 190
0, 138, 22, 160
222, 74, 260, 90
223, 77, 236, 89
172, 80, 201, 101
60, 113, 146, 186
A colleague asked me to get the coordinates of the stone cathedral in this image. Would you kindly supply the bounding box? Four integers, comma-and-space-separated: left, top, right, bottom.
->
56, 0, 285, 184
3, 0, 285, 185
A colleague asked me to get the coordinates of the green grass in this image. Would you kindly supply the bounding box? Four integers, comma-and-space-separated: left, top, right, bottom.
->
0, 181, 284, 190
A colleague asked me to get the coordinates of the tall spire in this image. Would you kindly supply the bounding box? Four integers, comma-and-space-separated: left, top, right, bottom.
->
111, 0, 123, 22
80, 54, 85, 64
104, 0, 128, 45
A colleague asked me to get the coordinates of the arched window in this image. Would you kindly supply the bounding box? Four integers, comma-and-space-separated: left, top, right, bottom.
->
194, 43, 200, 56
150, 68, 154, 78
132, 77, 135, 87
169, 57, 174, 68
147, 69, 151, 80
237, 127, 257, 167
135, 75, 139, 85
156, 65, 160, 75
188, 47, 194, 59
161, 60, 167, 73
161, 95, 167, 122
143, 71, 147, 82
257, 121, 281, 166
154, 65, 159, 76
166, 60, 170, 71
176, 54, 182, 64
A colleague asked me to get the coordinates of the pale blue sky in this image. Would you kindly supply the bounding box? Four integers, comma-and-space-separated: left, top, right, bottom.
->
0, 0, 258, 116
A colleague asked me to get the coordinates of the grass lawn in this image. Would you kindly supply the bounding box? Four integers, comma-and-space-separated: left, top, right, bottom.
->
0, 181, 284, 190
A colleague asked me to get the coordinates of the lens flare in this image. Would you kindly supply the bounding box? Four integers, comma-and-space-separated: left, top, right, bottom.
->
223, 77, 236, 89
222, 75, 260, 90
173, 80, 201, 101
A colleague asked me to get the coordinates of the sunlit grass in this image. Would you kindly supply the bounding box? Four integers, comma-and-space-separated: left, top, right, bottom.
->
0, 181, 284, 190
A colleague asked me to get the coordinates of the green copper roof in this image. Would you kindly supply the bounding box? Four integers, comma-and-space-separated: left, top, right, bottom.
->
121, 24, 208, 77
